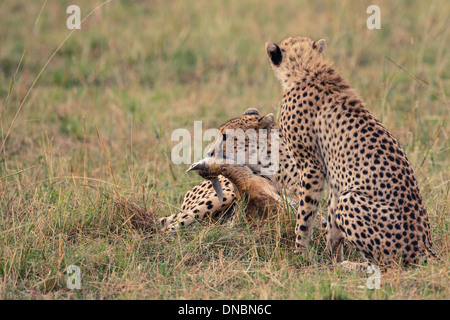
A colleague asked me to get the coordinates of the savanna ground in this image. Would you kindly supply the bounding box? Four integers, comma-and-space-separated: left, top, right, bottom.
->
0, 0, 449, 300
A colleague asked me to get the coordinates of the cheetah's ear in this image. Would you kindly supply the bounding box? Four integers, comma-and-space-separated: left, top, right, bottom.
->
258, 113, 275, 129
244, 108, 260, 116
266, 42, 283, 66
313, 39, 326, 54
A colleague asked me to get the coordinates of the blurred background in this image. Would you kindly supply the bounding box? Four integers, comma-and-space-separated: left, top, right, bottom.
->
0, 0, 448, 299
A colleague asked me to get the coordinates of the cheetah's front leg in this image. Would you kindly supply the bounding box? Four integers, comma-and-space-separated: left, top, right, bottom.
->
325, 192, 345, 262
295, 163, 324, 253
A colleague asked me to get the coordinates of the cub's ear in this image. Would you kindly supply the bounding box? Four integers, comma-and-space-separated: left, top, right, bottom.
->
244, 108, 260, 116
312, 39, 326, 54
258, 113, 275, 129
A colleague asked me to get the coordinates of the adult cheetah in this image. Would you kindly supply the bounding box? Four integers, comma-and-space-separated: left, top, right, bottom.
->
266, 36, 436, 266
187, 108, 292, 221
159, 108, 308, 233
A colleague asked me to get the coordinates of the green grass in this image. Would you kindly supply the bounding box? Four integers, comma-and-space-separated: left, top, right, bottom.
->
0, 0, 449, 299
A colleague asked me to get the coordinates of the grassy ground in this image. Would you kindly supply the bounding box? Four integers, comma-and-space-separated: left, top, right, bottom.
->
0, 0, 449, 299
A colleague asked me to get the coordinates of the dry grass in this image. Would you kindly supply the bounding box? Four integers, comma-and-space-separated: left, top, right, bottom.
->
0, 0, 449, 299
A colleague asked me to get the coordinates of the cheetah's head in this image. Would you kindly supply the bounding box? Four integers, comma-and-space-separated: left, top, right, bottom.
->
187, 108, 278, 201
266, 37, 326, 91
204, 108, 276, 169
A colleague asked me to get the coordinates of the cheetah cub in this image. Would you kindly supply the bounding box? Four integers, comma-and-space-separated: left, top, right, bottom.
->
266, 36, 436, 266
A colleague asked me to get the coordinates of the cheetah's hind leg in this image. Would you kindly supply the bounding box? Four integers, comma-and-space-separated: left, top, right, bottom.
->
334, 190, 432, 267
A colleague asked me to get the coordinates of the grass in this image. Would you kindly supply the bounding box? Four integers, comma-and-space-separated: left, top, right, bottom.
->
0, 0, 449, 299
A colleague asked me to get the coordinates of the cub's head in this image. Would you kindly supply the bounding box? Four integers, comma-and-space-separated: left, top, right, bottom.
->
266, 37, 326, 90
